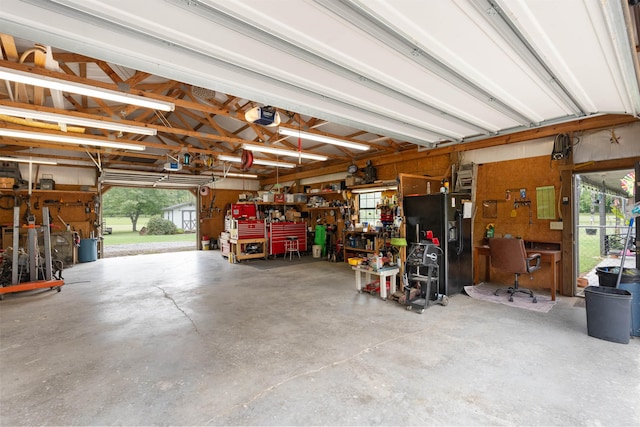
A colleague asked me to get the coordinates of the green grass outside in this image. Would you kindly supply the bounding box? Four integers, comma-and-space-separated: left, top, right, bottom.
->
577, 213, 631, 274
102, 216, 196, 246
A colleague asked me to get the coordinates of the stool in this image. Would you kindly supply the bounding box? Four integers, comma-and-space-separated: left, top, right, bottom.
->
285, 236, 300, 260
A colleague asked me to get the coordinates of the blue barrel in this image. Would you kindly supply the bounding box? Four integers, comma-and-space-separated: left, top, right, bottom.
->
618, 282, 640, 337
78, 238, 98, 262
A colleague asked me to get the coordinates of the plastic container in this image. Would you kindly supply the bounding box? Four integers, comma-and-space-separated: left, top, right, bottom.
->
201, 240, 210, 250
617, 282, 640, 337
78, 238, 98, 263
584, 286, 632, 344
312, 245, 322, 258
596, 267, 640, 287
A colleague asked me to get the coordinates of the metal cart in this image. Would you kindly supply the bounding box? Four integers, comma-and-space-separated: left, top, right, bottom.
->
402, 241, 448, 313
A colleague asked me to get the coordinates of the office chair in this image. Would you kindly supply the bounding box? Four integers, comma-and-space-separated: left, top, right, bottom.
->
489, 238, 541, 303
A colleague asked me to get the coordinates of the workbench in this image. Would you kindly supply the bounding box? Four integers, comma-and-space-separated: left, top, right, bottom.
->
230, 238, 267, 261
474, 244, 561, 301
352, 265, 400, 300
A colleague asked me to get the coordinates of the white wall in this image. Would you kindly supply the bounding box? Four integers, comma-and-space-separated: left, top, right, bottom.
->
17, 164, 97, 186
573, 121, 640, 163
459, 137, 555, 165
204, 177, 260, 191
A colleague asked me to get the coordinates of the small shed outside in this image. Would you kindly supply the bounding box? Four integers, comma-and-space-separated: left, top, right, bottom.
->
162, 202, 196, 232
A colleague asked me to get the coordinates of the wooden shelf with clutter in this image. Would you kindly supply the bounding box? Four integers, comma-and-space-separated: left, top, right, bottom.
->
0, 184, 100, 257
303, 185, 354, 256
343, 230, 381, 259
340, 180, 402, 265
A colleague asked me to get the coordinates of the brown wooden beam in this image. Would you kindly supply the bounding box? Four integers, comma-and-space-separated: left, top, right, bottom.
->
429, 115, 639, 155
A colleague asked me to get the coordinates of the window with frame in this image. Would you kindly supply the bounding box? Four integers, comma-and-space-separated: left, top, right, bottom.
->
358, 191, 381, 224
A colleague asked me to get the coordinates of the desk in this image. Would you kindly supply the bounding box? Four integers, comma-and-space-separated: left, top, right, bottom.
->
352, 266, 399, 300
474, 245, 561, 301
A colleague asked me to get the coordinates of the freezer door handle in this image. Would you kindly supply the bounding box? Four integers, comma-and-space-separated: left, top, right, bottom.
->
455, 209, 463, 255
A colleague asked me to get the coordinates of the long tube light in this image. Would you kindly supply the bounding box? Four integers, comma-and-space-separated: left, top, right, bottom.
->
0, 128, 146, 151
0, 156, 57, 165
217, 155, 241, 163
217, 154, 295, 168
0, 105, 157, 135
212, 172, 259, 179
0, 66, 175, 112
253, 158, 296, 168
279, 128, 369, 151
242, 143, 328, 161
351, 185, 398, 194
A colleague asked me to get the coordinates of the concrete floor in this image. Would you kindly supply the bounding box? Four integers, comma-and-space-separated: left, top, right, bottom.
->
1, 251, 639, 426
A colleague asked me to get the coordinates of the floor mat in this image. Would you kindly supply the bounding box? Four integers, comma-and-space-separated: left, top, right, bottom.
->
464, 283, 556, 313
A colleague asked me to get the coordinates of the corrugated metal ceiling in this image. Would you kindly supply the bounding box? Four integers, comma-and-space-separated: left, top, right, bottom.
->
0, 0, 638, 182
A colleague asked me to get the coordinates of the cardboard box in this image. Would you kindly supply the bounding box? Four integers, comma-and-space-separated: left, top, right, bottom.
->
345, 175, 361, 187
0, 177, 15, 189
274, 194, 285, 203
262, 193, 274, 202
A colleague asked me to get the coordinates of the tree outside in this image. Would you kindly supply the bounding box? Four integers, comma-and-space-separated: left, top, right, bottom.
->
103, 188, 193, 231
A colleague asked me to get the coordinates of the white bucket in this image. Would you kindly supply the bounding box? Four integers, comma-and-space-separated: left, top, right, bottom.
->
312, 245, 322, 258
201, 240, 210, 250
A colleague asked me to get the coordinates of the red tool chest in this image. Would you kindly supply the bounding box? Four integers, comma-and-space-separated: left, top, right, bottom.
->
268, 222, 307, 256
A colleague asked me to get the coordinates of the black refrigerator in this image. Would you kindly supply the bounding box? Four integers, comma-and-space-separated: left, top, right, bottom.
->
403, 193, 473, 296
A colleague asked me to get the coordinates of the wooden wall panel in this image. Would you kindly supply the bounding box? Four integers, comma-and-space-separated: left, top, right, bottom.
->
198, 189, 243, 243
0, 190, 98, 250
474, 156, 564, 294
374, 153, 450, 182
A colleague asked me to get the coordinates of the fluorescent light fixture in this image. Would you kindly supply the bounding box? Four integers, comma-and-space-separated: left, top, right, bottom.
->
0, 156, 57, 165
350, 185, 398, 194
0, 128, 146, 151
0, 105, 157, 135
242, 143, 328, 161
0, 66, 175, 112
217, 154, 295, 168
217, 155, 241, 163
279, 128, 370, 151
253, 158, 296, 168
212, 172, 259, 179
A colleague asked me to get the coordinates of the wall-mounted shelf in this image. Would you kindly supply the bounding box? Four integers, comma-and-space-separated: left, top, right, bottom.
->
308, 206, 345, 211
343, 230, 383, 261
0, 189, 97, 195
256, 201, 306, 206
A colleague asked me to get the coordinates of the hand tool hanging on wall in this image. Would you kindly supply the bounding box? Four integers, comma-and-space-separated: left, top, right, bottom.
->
57, 215, 70, 231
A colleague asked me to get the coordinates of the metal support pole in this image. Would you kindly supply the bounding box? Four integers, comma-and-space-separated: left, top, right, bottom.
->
43, 207, 53, 281
11, 206, 19, 285
27, 225, 36, 282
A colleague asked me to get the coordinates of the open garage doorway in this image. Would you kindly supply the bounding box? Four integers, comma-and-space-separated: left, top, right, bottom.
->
575, 168, 637, 290
101, 187, 197, 258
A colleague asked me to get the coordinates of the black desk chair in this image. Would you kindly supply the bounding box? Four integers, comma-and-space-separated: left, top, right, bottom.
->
489, 238, 541, 303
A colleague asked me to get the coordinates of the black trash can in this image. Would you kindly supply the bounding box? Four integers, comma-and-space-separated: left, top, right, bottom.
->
595, 267, 640, 287
617, 282, 640, 337
584, 286, 632, 344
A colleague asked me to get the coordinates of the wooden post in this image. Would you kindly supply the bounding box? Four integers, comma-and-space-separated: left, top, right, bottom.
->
559, 134, 575, 297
